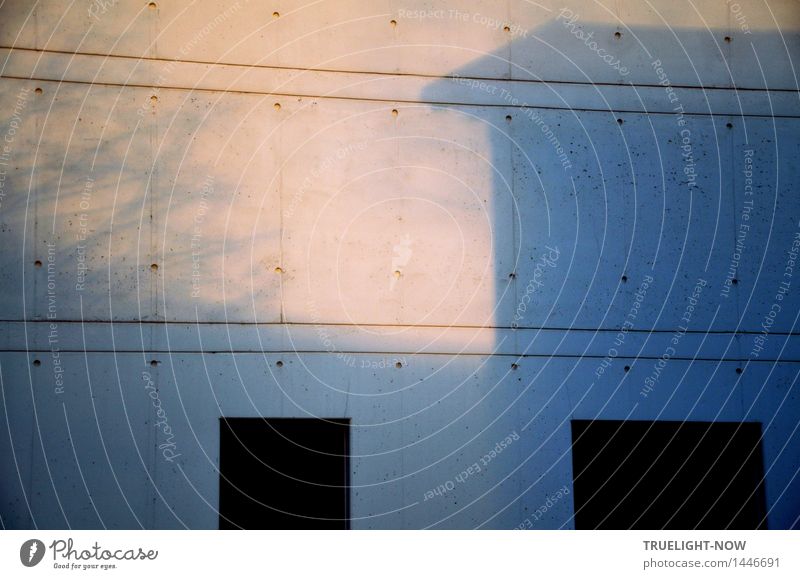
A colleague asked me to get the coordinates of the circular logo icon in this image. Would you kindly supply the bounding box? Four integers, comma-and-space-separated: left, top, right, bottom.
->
20, 539, 45, 567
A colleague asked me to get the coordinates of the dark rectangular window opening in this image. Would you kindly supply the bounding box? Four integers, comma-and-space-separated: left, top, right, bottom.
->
219, 417, 350, 529
571, 420, 767, 530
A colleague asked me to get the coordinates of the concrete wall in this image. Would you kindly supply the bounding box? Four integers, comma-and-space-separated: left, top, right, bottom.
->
0, 0, 799, 529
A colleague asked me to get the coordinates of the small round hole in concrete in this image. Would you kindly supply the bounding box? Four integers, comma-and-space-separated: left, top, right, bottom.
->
393, 270, 401, 279
508, 272, 516, 279
726, 122, 733, 129
614, 31, 622, 39
503, 26, 511, 33
274, 266, 283, 274
274, 102, 281, 111
33, 359, 41, 367
273, 11, 280, 18
621, 275, 628, 282
34, 87, 43, 95
724, 36, 731, 43
390, 19, 397, 27
148, 2, 157, 10
732, 278, 739, 285
150, 95, 158, 103
391, 109, 398, 117
505, 115, 512, 122
617, 118, 624, 125
150, 263, 158, 272
276, 360, 283, 367
395, 362, 402, 369
736, 367, 743, 374
511, 363, 519, 371
624, 365, 631, 372
34, 260, 42, 268
150, 360, 158, 367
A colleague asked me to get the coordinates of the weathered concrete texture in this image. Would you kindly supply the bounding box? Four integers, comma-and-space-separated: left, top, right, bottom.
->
0, 0, 799, 529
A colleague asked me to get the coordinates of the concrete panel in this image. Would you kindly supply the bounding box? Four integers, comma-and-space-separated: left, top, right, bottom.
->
153, 88, 282, 322
3, 1, 798, 88
1, 353, 153, 529
279, 98, 512, 328
27, 80, 154, 322
0, 80, 38, 320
